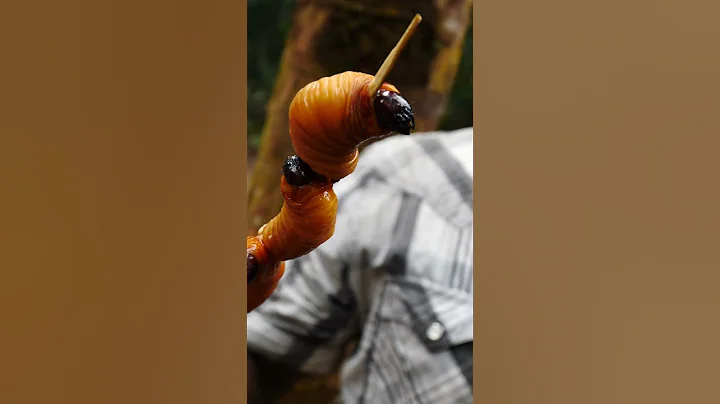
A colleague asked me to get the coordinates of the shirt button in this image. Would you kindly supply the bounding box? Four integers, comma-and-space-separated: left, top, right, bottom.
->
426, 321, 445, 341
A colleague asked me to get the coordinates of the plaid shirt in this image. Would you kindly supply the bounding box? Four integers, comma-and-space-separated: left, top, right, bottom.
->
247, 127, 474, 404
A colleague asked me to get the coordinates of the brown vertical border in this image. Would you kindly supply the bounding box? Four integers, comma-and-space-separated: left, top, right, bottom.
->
241, 4, 249, 404
0, 0, 248, 403
475, 1, 720, 403
472, 5, 480, 403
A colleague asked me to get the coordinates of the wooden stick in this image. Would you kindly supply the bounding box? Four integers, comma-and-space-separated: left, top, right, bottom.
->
367, 13, 423, 99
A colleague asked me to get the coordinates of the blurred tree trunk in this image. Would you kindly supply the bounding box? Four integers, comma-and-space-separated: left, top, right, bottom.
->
248, 0, 473, 235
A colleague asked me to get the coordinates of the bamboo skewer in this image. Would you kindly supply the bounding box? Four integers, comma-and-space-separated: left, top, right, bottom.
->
367, 13, 423, 99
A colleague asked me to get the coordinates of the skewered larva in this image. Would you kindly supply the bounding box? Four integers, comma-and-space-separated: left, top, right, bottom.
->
247, 14, 422, 313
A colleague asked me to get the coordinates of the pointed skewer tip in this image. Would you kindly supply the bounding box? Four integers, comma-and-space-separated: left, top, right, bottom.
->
368, 13, 423, 99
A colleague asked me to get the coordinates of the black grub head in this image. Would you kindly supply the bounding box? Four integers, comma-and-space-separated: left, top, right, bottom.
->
247, 253, 259, 283
373, 89, 415, 136
282, 154, 325, 187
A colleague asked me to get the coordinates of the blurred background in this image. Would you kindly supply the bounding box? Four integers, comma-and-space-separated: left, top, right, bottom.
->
247, 0, 472, 401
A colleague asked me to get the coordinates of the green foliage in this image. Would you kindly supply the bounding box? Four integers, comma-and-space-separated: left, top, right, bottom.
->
248, 1, 473, 154
247, 0, 294, 151
438, 22, 473, 132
